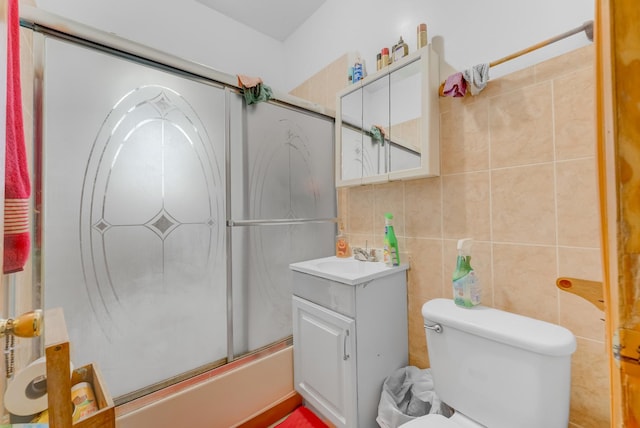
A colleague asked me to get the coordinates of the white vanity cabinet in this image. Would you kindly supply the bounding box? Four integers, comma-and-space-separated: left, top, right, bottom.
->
290, 257, 409, 428
292, 296, 357, 427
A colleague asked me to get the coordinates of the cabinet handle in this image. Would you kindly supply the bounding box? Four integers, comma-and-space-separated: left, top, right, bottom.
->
343, 330, 350, 361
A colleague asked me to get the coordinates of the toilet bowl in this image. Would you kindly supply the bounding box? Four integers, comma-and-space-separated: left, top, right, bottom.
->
400, 298, 576, 428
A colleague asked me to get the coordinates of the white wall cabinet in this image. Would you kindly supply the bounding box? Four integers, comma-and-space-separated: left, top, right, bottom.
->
290, 257, 408, 428
336, 46, 439, 187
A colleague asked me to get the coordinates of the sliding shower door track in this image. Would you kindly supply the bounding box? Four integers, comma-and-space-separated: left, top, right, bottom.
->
116, 337, 293, 412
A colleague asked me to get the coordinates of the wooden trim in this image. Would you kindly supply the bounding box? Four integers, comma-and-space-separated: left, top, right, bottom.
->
596, 0, 640, 426
233, 391, 302, 428
490, 21, 593, 67
44, 308, 115, 428
595, 0, 621, 425
555, 277, 604, 311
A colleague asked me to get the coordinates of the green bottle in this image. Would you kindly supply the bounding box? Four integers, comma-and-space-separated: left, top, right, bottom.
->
452, 238, 480, 308
384, 213, 400, 266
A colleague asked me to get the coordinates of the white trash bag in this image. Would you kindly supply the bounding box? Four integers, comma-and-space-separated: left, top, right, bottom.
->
377, 366, 454, 428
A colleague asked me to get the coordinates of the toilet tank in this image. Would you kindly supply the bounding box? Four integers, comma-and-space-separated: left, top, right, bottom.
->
422, 298, 576, 428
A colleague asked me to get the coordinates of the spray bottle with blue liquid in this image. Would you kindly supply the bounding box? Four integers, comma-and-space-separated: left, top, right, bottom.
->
452, 238, 481, 308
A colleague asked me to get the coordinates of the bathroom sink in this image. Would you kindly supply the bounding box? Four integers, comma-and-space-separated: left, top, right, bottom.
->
315, 259, 389, 275
290, 256, 408, 285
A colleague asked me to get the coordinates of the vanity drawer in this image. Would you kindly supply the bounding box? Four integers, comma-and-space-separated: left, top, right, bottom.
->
292, 271, 356, 318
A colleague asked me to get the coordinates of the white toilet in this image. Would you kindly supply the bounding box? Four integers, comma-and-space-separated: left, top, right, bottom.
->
401, 298, 577, 428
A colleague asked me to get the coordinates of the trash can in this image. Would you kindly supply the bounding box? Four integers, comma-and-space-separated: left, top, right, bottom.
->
377, 366, 453, 428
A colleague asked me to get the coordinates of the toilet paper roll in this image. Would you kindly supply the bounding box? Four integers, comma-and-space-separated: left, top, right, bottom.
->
4, 356, 73, 416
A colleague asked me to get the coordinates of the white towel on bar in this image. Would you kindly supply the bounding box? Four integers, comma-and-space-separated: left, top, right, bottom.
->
462, 63, 490, 95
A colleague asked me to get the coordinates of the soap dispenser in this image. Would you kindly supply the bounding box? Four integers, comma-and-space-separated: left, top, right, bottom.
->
336, 227, 351, 258
452, 238, 480, 308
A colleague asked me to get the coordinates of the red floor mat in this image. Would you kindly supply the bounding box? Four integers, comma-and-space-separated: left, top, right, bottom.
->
276, 406, 328, 428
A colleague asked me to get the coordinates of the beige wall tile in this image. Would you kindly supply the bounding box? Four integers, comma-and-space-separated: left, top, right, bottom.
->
337, 188, 349, 231
347, 185, 374, 236
373, 181, 405, 238
557, 246, 603, 281
491, 164, 556, 244
305, 69, 331, 109
438, 92, 479, 115
406, 238, 445, 301
289, 79, 311, 104
325, 54, 349, 110
569, 338, 611, 428
440, 98, 490, 174
535, 45, 594, 83
558, 247, 605, 342
492, 243, 559, 323
556, 158, 600, 248
404, 177, 442, 238
289, 54, 349, 111
408, 290, 429, 368
350, 233, 377, 250
442, 171, 491, 241
406, 238, 444, 367
480, 66, 536, 99
489, 82, 554, 168
554, 66, 596, 160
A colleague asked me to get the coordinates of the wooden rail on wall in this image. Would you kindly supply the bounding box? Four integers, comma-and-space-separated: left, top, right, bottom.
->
44, 308, 115, 428
555, 277, 605, 311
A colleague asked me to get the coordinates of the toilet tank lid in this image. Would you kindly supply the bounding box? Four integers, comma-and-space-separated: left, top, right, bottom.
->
422, 299, 577, 357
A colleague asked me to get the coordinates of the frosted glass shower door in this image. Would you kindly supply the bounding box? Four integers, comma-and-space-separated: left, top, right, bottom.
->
229, 96, 336, 354
42, 38, 226, 398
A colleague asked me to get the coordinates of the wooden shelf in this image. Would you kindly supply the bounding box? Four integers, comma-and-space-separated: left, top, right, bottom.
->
556, 277, 605, 311
44, 308, 115, 428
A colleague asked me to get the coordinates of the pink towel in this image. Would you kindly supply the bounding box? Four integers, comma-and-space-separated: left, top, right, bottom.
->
237, 74, 263, 89
4, 0, 31, 274
442, 72, 467, 97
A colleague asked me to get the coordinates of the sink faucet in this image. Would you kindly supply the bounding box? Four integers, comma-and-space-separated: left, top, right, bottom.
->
353, 245, 377, 262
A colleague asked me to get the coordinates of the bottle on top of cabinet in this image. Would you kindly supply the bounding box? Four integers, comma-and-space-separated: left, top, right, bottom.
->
392, 36, 408, 62
353, 57, 365, 83
417, 23, 427, 49
381, 47, 390, 67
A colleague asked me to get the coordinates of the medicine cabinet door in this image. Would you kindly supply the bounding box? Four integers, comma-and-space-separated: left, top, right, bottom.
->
389, 57, 422, 174
361, 74, 390, 184
338, 86, 364, 186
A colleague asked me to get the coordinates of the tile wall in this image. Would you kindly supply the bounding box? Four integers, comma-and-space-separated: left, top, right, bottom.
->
290, 45, 609, 428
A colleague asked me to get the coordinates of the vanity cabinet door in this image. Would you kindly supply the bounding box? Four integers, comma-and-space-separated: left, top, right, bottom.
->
292, 296, 357, 428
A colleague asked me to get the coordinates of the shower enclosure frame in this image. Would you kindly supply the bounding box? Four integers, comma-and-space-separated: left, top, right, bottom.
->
17, 5, 336, 407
